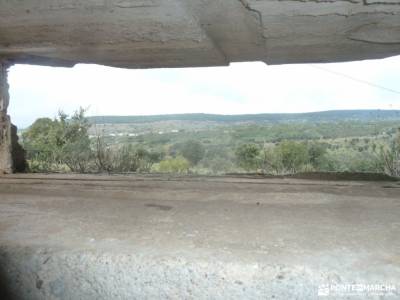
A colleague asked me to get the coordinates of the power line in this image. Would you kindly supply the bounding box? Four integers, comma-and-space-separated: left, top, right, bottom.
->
308, 64, 400, 95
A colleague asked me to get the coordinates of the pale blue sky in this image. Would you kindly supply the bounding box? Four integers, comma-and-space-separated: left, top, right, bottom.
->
8, 55, 400, 128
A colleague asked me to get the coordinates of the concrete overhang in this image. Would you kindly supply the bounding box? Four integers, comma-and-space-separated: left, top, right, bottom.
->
1, 0, 400, 68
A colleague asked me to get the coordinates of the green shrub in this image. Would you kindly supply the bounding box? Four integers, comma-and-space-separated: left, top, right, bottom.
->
155, 156, 190, 173
235, 144, 261, 171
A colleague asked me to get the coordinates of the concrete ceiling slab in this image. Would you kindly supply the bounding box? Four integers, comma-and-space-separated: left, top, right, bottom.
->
0, 0, 400, 67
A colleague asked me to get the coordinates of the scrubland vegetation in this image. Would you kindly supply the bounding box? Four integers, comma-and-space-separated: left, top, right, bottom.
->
21, 109, 400, 178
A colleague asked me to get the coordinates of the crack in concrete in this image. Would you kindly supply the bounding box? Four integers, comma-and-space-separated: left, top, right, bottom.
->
238, 1, 398, 21
348, 37, 400, 44
290, 11, 398, 17
272, 0, 400, 4
261, 11, 398, 19
238, 0, 262, 22
238, 0, 265, 29
238, 0, 268, 44
274, 0, 360, 3
362, 0, 400, 5
346, 21, 400, 44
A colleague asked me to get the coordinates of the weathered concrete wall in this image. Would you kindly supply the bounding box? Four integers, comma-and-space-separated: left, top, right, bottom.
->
0, 0, 400, 68
0, 62, 13, 174
0, 62, 26, 174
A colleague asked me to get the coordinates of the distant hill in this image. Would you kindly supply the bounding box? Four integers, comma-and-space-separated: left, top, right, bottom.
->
88, 110, 400, 125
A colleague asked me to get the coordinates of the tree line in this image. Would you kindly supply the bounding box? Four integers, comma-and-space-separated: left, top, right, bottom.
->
21, 109, 400, 177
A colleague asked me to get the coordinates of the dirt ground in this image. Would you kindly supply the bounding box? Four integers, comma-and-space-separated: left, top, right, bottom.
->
0, 174, 399, 299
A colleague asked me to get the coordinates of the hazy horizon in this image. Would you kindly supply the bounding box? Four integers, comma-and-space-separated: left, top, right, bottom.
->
15, 109, 400, 129
8, 55, 400, 128
88, 108, 400, 117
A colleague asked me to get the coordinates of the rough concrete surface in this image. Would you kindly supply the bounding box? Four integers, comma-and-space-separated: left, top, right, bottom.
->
0, 174, 399, 299
0, 63, 13, 174
0, 62, 26, 174
0, 0, 400, 68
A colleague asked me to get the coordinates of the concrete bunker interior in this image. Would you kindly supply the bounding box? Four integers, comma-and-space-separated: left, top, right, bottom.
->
0, 0, 400, 299
1, 0, 400, 173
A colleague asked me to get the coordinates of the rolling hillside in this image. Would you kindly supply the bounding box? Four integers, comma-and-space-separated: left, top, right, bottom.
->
88, 110, 400, 125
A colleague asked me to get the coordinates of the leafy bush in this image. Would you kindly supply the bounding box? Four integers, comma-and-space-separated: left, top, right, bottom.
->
275, 141, 309, 173
319, 148, 383, 173
379, 130, 400, 177
235, 144, 261, 171
22, 108, 162, 173
155, 156, 190, 173
181, 140, 205, 166
22, 108, 92, 172
93, 138, 163, 173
